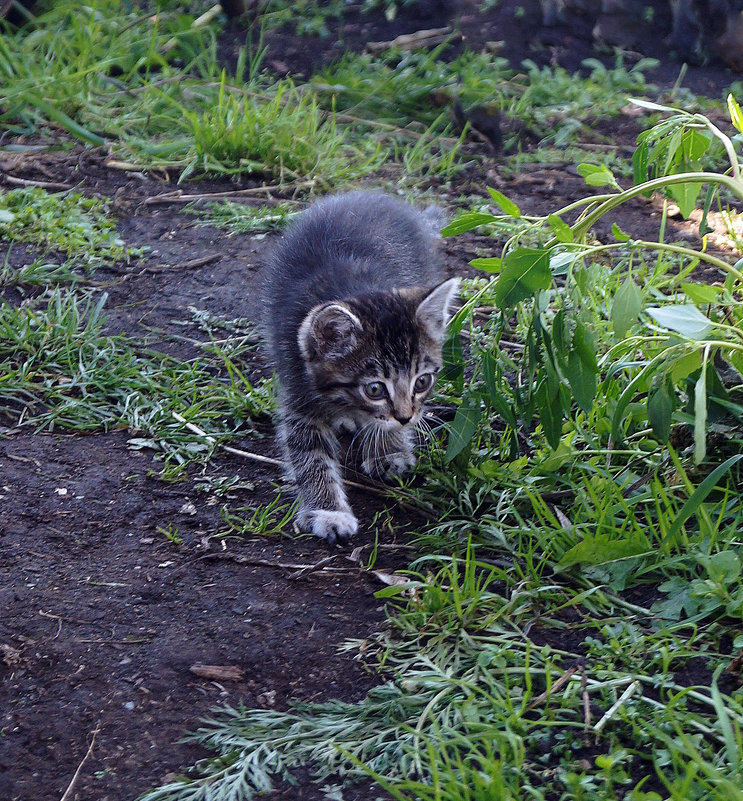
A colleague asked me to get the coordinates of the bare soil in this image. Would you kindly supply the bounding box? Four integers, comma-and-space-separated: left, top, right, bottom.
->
1, 3, 740, 800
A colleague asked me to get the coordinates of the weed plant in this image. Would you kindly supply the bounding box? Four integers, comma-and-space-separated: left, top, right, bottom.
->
314, 50, 656, 149
0, 290, 272, 472
0, 2, 380, 185
182, 201, 298, 235
0, 187, 139, 268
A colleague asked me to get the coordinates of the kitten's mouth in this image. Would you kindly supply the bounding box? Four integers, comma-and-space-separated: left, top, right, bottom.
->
379, 415, 419, 432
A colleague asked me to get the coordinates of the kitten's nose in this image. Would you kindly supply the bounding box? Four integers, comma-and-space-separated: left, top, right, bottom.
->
394, 414, 412, 426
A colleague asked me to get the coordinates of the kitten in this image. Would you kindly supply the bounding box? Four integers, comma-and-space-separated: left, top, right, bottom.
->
261, 191, 458, 544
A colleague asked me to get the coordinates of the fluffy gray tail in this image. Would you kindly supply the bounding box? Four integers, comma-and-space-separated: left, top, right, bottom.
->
421, 204, 447, 238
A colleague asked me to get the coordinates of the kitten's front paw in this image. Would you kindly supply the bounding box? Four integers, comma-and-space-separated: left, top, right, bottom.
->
299, 509, 358, 545
385, 450, 417, 476
362, 450, 416, 479
332, 414, 359, 435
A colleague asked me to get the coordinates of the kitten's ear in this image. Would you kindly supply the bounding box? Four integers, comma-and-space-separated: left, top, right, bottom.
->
416, 278, 459, 343
298, 302, 362, 361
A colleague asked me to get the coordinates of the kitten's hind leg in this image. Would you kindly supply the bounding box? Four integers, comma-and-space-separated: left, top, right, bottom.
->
362, 427, 417, 479
280, 415, 358, 544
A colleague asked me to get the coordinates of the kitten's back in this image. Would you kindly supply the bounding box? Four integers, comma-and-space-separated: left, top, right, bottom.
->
261, 191, 446, 364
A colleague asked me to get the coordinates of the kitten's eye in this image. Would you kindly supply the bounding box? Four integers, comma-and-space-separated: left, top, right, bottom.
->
413, 373, 434, 393
363, 381, 387, 400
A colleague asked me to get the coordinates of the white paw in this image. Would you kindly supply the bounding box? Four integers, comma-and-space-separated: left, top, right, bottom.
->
331, 415, 359, 435
385, 450, 417, 476
362, 450, 416, 478
298, 509, 358, 544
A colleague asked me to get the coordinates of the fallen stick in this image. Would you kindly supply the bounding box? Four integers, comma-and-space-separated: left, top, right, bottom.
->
170, 411, 389, 495
161, 4, 222, 53
3, 174, 73, 191
170, 412, 438, 519
144, 182, 314, 205
366, 26, 455, 54
525, 662, 581, 711
189, 664, 244, 681
144, 253, 221, 272
592, 680, 639, 734
59, 723, 101, 801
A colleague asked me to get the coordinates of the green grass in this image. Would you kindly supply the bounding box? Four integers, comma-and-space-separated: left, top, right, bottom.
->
0, 289, 272, 473
0, 2, 382, 185
182, 200, 298, 235
0, 3, 675, 188
313, 50, 657, 147
0, 186, 141, 268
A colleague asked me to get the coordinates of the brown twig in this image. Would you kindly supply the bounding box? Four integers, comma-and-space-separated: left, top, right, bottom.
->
143, 183, 313, 205
59, 723, 101, 801
2, 173, 73, 191
144, 253, 221, 273
365, 26, 455, 53
525, 662, 581, 711
288, 554, 338, 580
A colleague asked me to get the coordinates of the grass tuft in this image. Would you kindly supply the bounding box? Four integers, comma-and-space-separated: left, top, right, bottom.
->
0, 187, 140, 268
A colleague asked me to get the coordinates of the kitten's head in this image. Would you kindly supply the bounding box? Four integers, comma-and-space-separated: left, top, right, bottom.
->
298, 278, 458, 430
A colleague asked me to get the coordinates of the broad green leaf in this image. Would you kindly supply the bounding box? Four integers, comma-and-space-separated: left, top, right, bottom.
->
633, 140, 653, 195
469, 257, 502, 273
559, 532, 650, 568
549, 250, 576, 275
487, 187, 521, 217
482, 352, 517, 428
547, 213, 573, 243
577, 163, 619, 188
682, 128, 712, 161
729, 93, 743, 134
551, 308, 568, 355
538, 441, 576, 472
707, 551, 741, 583
669, 350, 703, 382
668, 178, 703, 219
681, 282, 722, 305
440, 325, 464, 392
374, 583, 419, 599
573, 321, 598, 371
662, 129, 683, 174
441, 212, 496, 237
612, 276, 643, 339
647, 378, 674, 442
495, 247, 552, 309
563, 322, 597, 412
535, 376, 563, 450
0, 209, 14, 223
611, 222, 631, 242
646, 304, 714, 339
728, 349, 743, 379
564, 350, 596, 412
445, 397, 481, 463
666, 130, 711, 217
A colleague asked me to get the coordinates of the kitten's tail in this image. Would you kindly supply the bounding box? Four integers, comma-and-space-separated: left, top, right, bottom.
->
421, 204, 447, 239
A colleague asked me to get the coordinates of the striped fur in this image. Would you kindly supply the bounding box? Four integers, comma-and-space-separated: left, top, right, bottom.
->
261, 192, 457, 543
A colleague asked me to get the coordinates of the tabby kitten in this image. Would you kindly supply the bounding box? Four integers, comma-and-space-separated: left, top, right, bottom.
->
261, 192, 458, 544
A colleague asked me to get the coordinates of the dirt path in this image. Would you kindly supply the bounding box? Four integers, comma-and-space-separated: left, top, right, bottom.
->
1, 2, 740, 799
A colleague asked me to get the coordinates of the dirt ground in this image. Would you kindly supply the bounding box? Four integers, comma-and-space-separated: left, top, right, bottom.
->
1, 2, 741, 800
